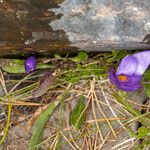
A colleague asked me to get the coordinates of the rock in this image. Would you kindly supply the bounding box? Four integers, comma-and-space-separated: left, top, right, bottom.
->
0, 0, 150, 55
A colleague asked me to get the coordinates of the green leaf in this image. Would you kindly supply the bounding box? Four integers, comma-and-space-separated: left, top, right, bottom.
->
143, 69, 150, 81
77, 51, 88, 62
104, 50, 128, 63
134, 137, 150, 150
2, 59, 52, 74
28, 102, 59, 150
137, 127, 150, 139
69, 51, 88, 63
2, 59, 25, 74
28, 86, 71, 150
144, 84, 150, 98
127, 128, 138, 138
37, 63, 53, 70
113, 93, 150, 127
70, 95, 86, 130
54, 54, 62, 59
69, 76, 79, 84
77, 64, 106, 77
143, 70, 150, 98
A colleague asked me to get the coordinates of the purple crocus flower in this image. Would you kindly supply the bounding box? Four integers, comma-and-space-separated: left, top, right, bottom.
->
109, 51, 150, 92
24, 56, 37, 74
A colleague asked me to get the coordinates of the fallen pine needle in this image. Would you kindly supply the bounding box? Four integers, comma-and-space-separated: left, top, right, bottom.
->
87, 117, 127, 123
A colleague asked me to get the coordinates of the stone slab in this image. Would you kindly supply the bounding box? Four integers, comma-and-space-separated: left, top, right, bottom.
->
0, 0, 150, 56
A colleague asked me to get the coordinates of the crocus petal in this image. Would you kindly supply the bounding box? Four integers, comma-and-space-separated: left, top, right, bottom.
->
133, 51, 150, 75
25, 56, 37, 74
109, 69, 142, 92
109, 51, 150, 92
109, 68, 119, 85
117, 74, 142, 92
116, 55, 138, 76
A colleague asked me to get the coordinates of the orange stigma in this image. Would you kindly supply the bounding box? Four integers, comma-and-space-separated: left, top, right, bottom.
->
117, 75, 127, 81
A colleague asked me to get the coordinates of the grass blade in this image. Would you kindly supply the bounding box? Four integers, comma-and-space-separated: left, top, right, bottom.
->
28, 84, 72, 150
0, 100, 12, 145
70, 95, 86, 130
113, 92, 150, 127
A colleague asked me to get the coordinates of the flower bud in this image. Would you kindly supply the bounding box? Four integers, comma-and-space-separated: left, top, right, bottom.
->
24, 56, 37, 74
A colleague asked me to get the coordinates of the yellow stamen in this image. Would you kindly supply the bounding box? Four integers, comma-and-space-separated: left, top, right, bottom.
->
117, 75, 127, 81
24, 47, 32, 51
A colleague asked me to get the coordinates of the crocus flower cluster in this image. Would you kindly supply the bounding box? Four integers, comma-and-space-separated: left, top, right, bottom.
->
24, 56, 37, 74
109, 51, 150, 92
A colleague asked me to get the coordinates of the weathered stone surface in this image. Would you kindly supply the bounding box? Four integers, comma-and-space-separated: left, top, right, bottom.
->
50, 0, 150, 51
0, 0, 150, 56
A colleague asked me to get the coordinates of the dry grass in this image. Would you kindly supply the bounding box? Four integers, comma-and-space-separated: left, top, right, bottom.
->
0, 52, 149, 150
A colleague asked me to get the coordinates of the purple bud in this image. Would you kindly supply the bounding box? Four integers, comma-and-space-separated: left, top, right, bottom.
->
24, 56, 37, 74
